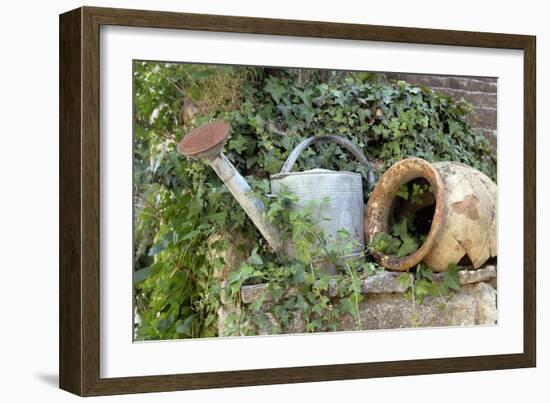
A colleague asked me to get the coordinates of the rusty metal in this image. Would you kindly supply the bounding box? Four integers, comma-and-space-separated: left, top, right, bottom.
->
178, 121, 283, 254
177, 121, 230, 159
365, 157, 497, 272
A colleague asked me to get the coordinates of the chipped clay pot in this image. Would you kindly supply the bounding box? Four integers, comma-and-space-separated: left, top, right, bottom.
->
365, 157, 497, 272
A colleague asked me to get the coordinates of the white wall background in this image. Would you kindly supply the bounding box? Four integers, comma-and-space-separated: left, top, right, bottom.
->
0, 0, 546, 401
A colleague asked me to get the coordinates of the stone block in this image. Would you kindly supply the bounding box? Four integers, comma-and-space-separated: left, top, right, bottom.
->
430, 87, 497, 108
433, 265, 496, 285
217, 303, 241, 337
390, 73, 450, 89
361, 271, 413, 294
240, 283, 299, 304
240, 271, 413, 304
470, 107, 497, 130
447, 77, 497, 93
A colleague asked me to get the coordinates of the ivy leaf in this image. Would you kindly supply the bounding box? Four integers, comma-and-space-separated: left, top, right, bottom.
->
268, 283, 284, 302
395, 184, 409, 200
246, 247, 264, 266
391, 218, 419, 257
361, 261, 380, 276
421, 267, 434, 281
187, 196, 203, 218
415, 263, 433, 281
227, 263, 255, 295
249, 294, 266, 312
180, 229, 201, 241
392, 218, 409, 239
228, 136, 248, 154
370, 232, 401, 255
133, 267, 151, 285
304, 272, 315, 285
295, 294, 309, 312
281, 136, 296, 151
396, 235, 419, 257
262, 149, 283, 173
339, 297, 354, 316
443, 263, 461, 291
264, 79, 287, 104
415, 279, 432, 299
156, 316, 174, 333
176, 315, 194, 335
148, 236, 170, 256
397, 273, 411, 288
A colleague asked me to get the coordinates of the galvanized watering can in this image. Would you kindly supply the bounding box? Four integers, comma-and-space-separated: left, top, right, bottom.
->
178, 121, 375, 272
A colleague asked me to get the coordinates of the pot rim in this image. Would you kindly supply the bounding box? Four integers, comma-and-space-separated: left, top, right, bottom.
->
365, 157, 446, 271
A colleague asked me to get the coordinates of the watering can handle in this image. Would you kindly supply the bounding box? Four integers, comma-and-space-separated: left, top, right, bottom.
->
280, 135, 376, 189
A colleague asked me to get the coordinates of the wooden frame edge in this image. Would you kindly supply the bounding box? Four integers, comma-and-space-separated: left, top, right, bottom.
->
59, 7, 83, 396
59, 6, 537, 396
522, 35, 536, 368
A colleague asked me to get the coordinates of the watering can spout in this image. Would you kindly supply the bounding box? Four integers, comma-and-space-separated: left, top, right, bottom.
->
177, 121, 283, 254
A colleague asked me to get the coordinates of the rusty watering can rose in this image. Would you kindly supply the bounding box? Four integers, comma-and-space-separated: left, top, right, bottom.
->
365, 157, 497, 272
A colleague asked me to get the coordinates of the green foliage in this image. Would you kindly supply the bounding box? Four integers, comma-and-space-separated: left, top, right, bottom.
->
407, 263, 461, 304
398, 182, 432, 205
369, 232, 401, 255
392, 218, 421, 257
133, 63, 495, 339
441, 263, 462, 294
369, 217, 421, 258
224, 194, 372, 334
132, 63, 259, 340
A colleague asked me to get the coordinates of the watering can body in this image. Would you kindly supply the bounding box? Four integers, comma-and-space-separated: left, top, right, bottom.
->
269, 134, 374, 264
271, 169, 365, 261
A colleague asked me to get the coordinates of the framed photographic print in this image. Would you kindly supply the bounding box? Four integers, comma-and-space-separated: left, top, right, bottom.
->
59, 6, 536, 396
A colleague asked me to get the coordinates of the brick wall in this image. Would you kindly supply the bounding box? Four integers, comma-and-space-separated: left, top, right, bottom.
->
386, 73, 497, 149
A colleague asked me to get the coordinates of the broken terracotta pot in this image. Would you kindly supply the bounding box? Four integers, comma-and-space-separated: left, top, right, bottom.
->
365, 157, 497, 272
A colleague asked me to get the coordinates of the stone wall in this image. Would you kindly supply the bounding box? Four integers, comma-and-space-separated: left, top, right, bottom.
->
386, 73, 498, 149
219, 265, 497, 336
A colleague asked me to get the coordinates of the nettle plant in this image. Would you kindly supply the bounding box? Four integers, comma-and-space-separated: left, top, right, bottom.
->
133, 63, 495, 340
